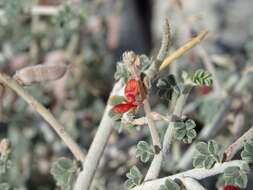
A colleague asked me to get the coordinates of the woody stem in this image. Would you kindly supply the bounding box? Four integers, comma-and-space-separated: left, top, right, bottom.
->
143, 99, 161, 148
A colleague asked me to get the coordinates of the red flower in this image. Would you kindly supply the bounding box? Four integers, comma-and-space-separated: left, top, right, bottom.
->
223, 185, 240, 190
112, 103, 137, 114
124, 79, 140, 103
112, 79, 142, 114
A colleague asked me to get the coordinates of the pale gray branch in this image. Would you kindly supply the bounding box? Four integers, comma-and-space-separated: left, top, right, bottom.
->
74, 81, 123, 190
133, 160, 246, 190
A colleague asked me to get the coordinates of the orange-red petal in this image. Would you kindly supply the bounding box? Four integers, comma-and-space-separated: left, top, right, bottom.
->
125, 79, 139, 102
112, 103, 137, 114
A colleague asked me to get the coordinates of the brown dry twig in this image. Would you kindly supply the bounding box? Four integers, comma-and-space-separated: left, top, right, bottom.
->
225, 125, 253, 161
0, 72, 85, 161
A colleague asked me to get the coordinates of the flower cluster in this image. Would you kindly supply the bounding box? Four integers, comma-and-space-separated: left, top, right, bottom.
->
112, 79, 143, 114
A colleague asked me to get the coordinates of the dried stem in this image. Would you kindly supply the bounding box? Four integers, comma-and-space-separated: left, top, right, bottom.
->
143, 99, 161, 148
74, 81, 122, 190
145, 93, 189, 181
133, 160, 246, 190
225, 126, 253, 161
122, 112, 169, 126
159, 30, 208, 71
0, 72, 85, 161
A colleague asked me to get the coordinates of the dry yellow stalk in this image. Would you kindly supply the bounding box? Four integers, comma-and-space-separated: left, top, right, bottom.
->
159, 30, 208, 71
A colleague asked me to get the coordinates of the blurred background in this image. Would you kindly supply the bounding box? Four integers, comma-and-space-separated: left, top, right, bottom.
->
0, 0, 253, 189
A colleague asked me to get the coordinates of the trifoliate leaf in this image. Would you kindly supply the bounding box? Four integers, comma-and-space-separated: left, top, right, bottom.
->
136, 141, 155, 163
50, 157, 77, 190
159, 179, 181, 190
173, 119, 197, 144
193, 140, 223, 169
125, 166, 143, 189
241, 140, 253, 163
156, 75, 180, 101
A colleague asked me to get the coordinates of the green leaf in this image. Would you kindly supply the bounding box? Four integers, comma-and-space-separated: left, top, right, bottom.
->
136, 141, 155, 163
220, 165, 250, 188
208, 140, 219, 155
50, 157, 77, 190
193, 140, 223, 169
125, 166, 143, 189
185, 119, 196, 129
109, 96, 126, 106
159, 179, 180, 190
241, 140, 253, 163
173, 119, 197, 144
187, 129, 197, 139
175, 129, 186, 141
203, 156, 215, 169
156, 75, 180, 101
193, 155, 205, 168
192, 69, 213, 87
195, 142, 209, 155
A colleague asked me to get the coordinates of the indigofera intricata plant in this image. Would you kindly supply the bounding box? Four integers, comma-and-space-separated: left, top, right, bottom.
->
1, 12, 253, 190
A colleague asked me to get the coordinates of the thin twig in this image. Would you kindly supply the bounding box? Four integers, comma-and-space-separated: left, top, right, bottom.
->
133, 160, 246, 190
122, 112, 169, 126
74, 81, 122, 190
159, 30, 208, 71
0, 72, 85, 161
225, 126, 253, 161
143, 99, 162, 148
145, 93, 189, 180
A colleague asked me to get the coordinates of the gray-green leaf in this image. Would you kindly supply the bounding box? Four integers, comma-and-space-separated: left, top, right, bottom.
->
50, 157, 77, 190
125, 166, 143, 189
159, 179, 180, 190
136, 141, 155, 163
